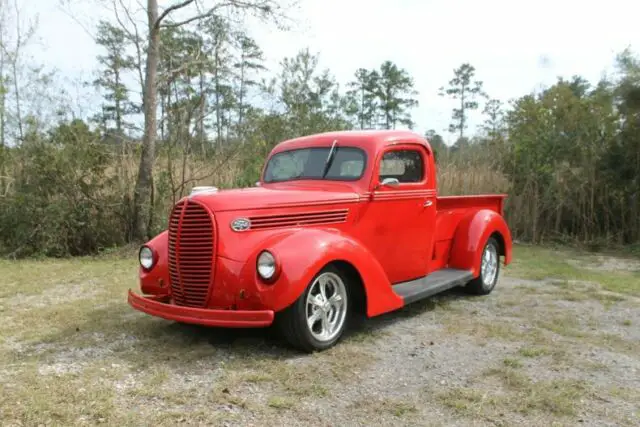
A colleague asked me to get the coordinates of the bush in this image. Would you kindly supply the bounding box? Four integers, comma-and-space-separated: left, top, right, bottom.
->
0, 120, 128, 257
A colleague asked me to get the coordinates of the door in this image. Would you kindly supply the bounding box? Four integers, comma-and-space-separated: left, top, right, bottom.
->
355, 144, 436, 284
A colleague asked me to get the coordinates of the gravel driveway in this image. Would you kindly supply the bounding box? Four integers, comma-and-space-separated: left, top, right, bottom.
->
1, 246, 639, 426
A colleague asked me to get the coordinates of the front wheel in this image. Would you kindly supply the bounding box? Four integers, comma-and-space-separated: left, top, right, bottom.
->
465, 237, 501, 295
277, 265, 350, 352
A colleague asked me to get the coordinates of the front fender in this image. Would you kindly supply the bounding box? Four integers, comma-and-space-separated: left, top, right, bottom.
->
139, 230, 170, 295
256, 228, 403, 317
448, 209, 513, 276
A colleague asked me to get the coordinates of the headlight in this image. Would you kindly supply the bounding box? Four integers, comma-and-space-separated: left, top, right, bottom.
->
139, 246, 154, 270
257, 250, 277, 281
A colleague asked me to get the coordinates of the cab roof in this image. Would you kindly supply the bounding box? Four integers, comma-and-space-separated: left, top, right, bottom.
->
271, 130, 432, 155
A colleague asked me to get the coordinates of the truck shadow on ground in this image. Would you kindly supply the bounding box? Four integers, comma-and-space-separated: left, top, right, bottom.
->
151, 286, 469, 354
345, 287, 469, 338
18, 287, 471, 367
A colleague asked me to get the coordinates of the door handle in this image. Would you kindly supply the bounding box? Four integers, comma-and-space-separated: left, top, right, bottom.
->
424, 200, 433, 207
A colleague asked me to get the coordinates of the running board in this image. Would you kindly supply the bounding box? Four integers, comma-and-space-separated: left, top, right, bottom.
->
392, 268, 474, 305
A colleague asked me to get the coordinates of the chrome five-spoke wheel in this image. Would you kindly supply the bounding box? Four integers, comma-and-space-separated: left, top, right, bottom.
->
481, 241, 499, 288
278, 265, 351, 352
305, 272, 348, 342
466, 236, 501, 295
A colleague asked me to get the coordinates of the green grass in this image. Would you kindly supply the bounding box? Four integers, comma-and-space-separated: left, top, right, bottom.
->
348, 397, 419, 420
267, 396, 295, 410
503, 357, 523, 368
374, 399, 418, 417
518, 346, 550, 358
509, 244, 640, 296
0, 254, 383, 425
1, 244, 639, 425
439, 367, 592, 420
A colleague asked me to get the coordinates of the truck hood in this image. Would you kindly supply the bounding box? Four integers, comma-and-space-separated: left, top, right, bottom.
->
188, 186, 361, 212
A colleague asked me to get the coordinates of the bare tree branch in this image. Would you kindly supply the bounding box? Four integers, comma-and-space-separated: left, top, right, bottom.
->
158, 60, 209, 87
160, 0, 276, 28
160, 12, 212, 28
56, 4, 98, 42
155, 0, 195, 28
112, 0, 136, 41
116, 0, 145, 91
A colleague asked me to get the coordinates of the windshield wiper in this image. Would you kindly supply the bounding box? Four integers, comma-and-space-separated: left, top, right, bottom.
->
320, 139, 338, 179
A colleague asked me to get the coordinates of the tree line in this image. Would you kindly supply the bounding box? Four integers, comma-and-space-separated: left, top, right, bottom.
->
0, 0, 639, 257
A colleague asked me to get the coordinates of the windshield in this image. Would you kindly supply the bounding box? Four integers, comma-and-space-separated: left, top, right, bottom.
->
263, 147, 367, 183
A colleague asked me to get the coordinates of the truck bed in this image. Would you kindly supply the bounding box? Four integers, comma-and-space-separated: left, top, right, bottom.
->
430, 194, 507, 270
436, 194, 506, 216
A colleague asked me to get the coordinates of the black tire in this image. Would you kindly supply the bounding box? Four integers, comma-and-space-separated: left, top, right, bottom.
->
277, 265, 350, 352
465, 237, 501, 295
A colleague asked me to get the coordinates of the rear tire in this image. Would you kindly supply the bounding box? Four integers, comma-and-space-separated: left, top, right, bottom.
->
465, 237, 501, 295
277, 265, 350, 352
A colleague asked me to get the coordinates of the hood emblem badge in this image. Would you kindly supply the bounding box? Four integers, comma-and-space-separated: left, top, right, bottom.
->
230, 218, 251, 232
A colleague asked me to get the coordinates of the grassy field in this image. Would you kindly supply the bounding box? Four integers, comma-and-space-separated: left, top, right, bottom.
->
0, 244, 639, 426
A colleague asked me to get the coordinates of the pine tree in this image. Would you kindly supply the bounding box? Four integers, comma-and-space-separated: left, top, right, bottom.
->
94, 20, 137, 137
482, 98, 504, 138
440, 63, 486, 140
347, 68, 379, 129
232, 32, 266, 139
376, 61, 418, 129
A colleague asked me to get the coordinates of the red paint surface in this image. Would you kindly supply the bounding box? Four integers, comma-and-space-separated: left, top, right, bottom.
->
128, 290, 274, 327
129, 130, 513, 325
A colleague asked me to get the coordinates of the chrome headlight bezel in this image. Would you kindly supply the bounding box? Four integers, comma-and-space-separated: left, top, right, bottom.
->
256, 250, 278, 282
139, 245, 155, 271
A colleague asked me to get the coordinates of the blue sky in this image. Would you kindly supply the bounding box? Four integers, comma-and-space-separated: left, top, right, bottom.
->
20, 0, 640, 144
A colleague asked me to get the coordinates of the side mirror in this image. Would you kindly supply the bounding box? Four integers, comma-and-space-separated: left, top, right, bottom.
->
380, 177, 400, 187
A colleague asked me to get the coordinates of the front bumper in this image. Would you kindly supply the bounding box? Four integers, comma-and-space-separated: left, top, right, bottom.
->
127, 290, 274, 328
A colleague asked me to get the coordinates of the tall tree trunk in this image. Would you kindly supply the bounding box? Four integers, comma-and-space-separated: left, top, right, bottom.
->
385, 86, 391, 129
114, 68, 126, 185
11, 61, 23, 143
198, 69, 206, 155
237, 55, 245, 140
0, 35, 5, 194
0, 29, 5, 149
214, 47, 222, 147
115, 69, 122, 135
132, 0, 159, 241
459, 89, 465, 141
359, 87, 364, 129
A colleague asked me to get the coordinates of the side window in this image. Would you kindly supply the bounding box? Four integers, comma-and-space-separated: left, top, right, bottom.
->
379, 150, 424, 183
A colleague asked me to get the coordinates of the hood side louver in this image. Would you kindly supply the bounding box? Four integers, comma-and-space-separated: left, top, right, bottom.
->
249, 209, 349, 230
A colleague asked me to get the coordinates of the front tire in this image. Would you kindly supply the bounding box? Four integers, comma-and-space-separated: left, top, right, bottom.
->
278, 265, 350, 352
465, 237, 501, 295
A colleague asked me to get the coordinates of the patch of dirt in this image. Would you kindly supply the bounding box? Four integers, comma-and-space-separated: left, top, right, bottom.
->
2, 282, 102, 308
567, 255, 640, 273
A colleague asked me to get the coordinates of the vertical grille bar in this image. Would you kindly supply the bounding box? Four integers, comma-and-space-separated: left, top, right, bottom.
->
168, 200, 215, 307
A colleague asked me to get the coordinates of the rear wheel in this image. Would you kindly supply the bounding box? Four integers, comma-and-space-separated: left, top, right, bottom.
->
278, 265, 350, 352
465, 237, 501, 295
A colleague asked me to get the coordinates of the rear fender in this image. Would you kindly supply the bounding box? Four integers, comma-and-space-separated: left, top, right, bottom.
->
448, 209, 512, 276
257, 228, 403, 317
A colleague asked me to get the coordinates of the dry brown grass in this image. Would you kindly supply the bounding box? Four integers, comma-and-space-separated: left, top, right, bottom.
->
438, 367, 592, 418
115, 149, 512, 212
437, 162, 510, 196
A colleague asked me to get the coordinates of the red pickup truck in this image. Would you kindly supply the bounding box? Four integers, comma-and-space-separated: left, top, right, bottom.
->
128, 130, 512, 352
